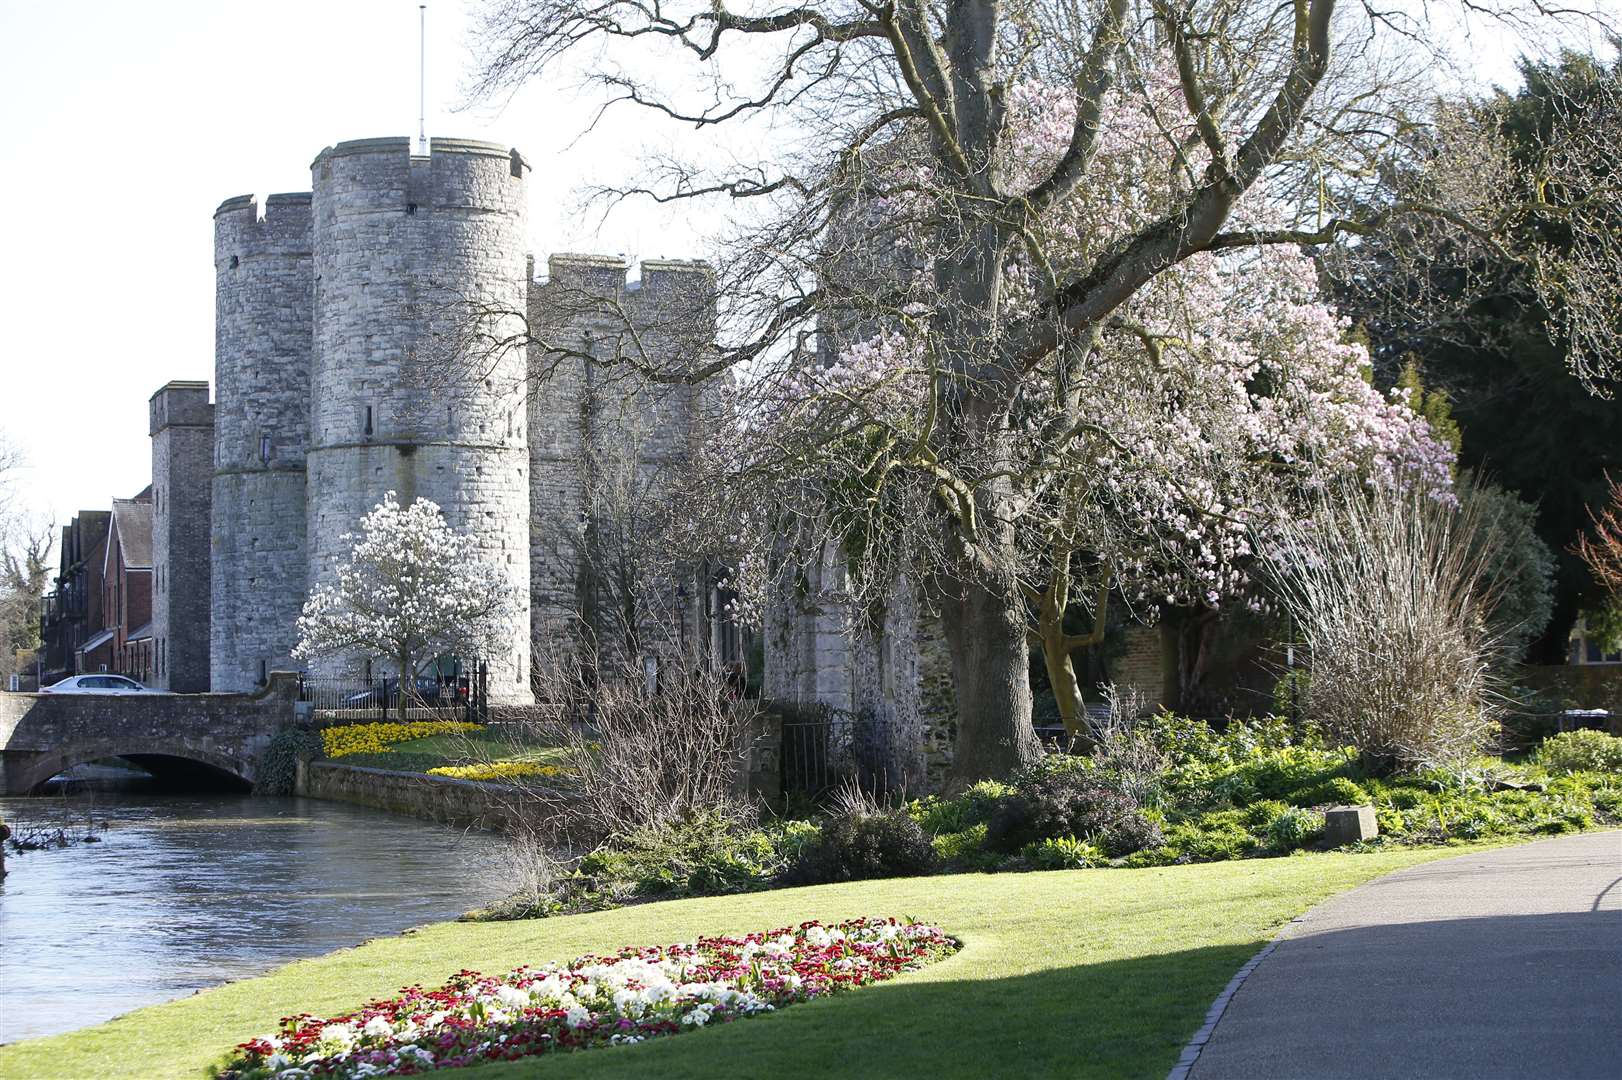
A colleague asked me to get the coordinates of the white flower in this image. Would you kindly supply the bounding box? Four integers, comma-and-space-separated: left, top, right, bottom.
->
494, 984, 532, 1011
362, 1015, 394, 1039
565, 1005, 593, 1029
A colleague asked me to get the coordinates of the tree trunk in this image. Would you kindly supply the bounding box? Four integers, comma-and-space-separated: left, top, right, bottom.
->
938, 569, 1041, 790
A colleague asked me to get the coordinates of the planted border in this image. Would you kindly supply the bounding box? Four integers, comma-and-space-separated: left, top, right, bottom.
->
222, 917, 959, 1079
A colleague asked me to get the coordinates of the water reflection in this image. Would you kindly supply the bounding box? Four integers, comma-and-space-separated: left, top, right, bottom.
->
0, 790, 506, 1044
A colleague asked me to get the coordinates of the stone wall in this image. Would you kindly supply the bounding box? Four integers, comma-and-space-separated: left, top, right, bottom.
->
149, 382, 213, 692
295, 759, 549, 832
526, 255, 715, 668
0, 673, 299, 795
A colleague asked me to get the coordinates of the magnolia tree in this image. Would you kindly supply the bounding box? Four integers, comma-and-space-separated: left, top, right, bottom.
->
294, 493, 517, 690
467, 0, 1611, 783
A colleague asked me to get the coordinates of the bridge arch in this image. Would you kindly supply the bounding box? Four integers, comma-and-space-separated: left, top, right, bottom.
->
10, 740, 255, 795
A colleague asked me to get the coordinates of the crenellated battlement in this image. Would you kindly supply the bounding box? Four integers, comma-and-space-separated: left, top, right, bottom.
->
536, 254, 714, 295
213, 193, 312, 266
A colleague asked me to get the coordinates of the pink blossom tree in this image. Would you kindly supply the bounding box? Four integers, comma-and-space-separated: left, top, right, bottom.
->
468, 0, 1605, 783
294, 493, 518, 693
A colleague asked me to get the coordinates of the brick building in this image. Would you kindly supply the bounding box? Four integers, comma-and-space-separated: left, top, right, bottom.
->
101, 491, 154, 682
38, 510, 111, 683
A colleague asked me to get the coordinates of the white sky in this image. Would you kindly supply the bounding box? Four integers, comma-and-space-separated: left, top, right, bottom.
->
0, 0, 1605, 546
0, 0, 708, 532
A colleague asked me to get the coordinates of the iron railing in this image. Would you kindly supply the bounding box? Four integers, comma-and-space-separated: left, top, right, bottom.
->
779, 706, 911, 804
298, 663, 489, 723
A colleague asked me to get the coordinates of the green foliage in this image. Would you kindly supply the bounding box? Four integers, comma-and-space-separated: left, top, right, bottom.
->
1243, 800, 1291, 829
1395, 358, 1462, 457
1288, 775, 1372, 807
908, 780, 1011, 834
578, 811, 786, 898
1458, 477, 1557, 660
1020, 835, 1107, 870
1163, 812, 1259, 862
1534, 729, 1622, 774
784, 807, 936, 885
984, 763, 1162, 857
1583, 600, 1622, 653
1265, 808, 1326, 851
931, 824, 998, 869
253, 725, 325, 796
1340, 54, 1622, 661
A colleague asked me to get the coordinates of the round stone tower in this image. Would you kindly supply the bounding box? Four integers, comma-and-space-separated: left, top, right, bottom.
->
212, 192, 314, 692
308, 137, 533, 701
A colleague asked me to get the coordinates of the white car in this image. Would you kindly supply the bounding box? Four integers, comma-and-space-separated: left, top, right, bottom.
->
42, 674, 151, 694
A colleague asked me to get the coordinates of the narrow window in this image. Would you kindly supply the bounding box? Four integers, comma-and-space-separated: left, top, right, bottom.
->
364, 406, 374, 437
229, 255, 239, 269
259, 659, 267, 686
259, 433, 271, 463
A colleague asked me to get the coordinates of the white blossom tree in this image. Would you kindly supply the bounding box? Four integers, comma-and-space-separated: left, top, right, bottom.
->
294, 493, 517, 692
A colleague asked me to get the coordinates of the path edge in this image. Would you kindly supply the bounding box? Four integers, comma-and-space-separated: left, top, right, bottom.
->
1164, 937, 1281, 1080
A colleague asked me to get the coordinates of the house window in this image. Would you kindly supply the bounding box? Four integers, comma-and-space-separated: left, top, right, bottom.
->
260, 433, 272, 463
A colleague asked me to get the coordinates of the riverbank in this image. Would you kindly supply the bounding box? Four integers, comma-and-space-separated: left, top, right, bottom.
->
0, 842, 1495, 1079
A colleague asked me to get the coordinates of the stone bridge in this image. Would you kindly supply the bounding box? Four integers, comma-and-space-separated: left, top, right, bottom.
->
0, 673, 300, 795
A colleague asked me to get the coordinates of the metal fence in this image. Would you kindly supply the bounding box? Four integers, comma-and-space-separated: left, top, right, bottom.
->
779, 706, 910, 805
298, 663, 490, 723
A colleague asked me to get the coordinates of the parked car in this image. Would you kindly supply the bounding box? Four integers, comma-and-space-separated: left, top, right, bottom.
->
42, 674, 151, 694
344, 676, 459, 708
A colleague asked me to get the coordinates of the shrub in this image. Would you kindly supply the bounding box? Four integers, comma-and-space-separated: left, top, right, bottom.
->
521, 654, 762, 841
908, 780, 1011, 834
1265, 808, 1325, 850
1534, 730, 1622, 775
578, 811, 783, 898
1121, 845, 1183, 868
1243, 799, 1291, 829
931, 824, 995, 868
1021, 835, 1107, 870
1164, 811, 1259, 861
785, 806, 936, 885
1288, 775, 1372, 807
254, 725, 325, 795
985, 768, 1162, 857
1259, 482, 1504, 775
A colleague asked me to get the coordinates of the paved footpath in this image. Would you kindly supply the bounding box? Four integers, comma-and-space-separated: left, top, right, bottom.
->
1187, 830, 1622, 1080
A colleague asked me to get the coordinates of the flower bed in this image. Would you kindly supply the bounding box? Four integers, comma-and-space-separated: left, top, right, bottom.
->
321, 722, 483, 759
425, 762, 563, 782
222, 917, 957, 1079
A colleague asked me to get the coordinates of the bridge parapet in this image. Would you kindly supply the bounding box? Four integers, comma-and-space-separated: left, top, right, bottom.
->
0, 673, 300, 795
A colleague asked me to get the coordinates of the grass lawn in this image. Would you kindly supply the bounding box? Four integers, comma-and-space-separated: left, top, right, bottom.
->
0, 843, 1488, 1080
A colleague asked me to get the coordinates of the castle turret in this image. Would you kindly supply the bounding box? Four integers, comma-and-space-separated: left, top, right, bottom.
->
307, 138, 532, 699
149, 381, 214, 691
212, 193, 314, 691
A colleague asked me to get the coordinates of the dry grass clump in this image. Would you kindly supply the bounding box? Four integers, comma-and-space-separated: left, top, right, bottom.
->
1261, 483, 1504, 775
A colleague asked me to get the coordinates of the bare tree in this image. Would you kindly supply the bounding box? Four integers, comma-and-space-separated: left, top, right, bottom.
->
465, 0, 1613, 784
1575, 473, 1622, 596
0, 435, 52, 682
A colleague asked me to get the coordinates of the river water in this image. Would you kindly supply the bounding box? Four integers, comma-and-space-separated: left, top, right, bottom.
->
0, 790, 508, 1044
